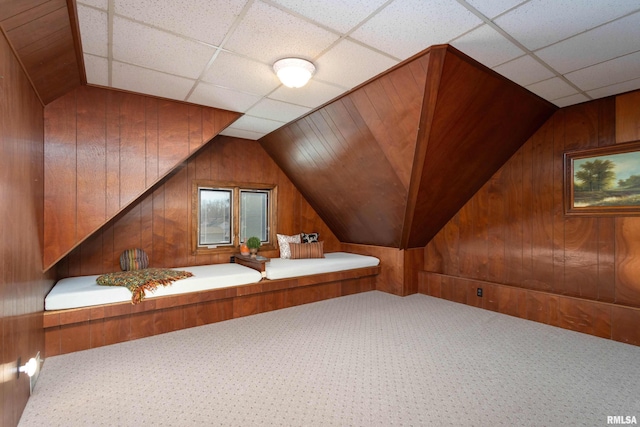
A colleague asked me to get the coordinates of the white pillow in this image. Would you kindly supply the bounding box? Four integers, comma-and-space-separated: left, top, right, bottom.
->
277, 233, 301, 259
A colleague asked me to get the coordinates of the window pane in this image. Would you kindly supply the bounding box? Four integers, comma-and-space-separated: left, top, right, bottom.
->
199, 188, 232, 245
240, 190, 268, 242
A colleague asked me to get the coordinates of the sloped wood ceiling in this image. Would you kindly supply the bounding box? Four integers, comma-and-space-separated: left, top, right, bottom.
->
0, 0, 82, 104
260, 45, 557, 250
43, 86, 240, 270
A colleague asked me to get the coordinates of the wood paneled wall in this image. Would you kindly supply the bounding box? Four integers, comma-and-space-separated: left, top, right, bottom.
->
0, 0, 82, 104
260, 45, 555, 251
421, 91, 640, 345
44, 86, 240, 270
261, 51, 428, 248
0, 32, 55, 427
57, 136, 340, 277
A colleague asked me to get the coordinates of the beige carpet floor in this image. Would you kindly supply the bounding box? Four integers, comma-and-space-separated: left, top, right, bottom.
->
19, 291, 640, 426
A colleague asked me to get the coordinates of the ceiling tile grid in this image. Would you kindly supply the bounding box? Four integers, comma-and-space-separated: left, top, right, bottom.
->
76, 0, 640, 139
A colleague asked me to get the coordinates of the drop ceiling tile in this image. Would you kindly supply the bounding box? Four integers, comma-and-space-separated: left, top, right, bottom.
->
269, 80, 346, 108
219, 128, 265, 140
451, 24, 524, 68
224, 1, 340, 64
78, 4, 108, 57
315, 39, 398, 89
551, 93, 590, 108
188, 82, 262, 112
268, 0, 389, 33
525, 77, 577, 100
247, 98, 311, 123
492, 54, 555, 86
112, 61, 196, 100
464, 0, 527, 19
84, 54, 109, 86
113, 16, 216, 79
114, 0, 246, 45
494, 0, 640, 51
536, 12, 640, 74
565, 51, 640, 91
587, 77, 640, 100
201, 51, 281, 96
78, 0, 108, 10
228, 115, 286, 134
350, 0, 482, 60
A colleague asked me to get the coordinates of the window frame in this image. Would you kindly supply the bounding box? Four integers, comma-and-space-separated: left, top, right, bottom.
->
191, 180, 277, 255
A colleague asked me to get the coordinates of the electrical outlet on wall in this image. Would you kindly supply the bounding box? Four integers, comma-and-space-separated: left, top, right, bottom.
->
477, 288, 483, 297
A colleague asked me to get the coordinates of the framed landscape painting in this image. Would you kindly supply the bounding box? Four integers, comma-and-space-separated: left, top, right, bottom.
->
565, 140, 640, 216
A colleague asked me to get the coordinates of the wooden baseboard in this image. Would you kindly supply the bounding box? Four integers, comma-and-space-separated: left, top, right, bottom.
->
419, 271, 640, 346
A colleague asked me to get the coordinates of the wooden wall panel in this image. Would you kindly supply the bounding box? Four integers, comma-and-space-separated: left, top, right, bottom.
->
261, 51, 428, 249
407, 47, 556, 248
0, 0, 82, 104
422, 90, 640, 344
341, 244, 406, 295
44, 86, 240, 270
616, 91, 640, 142
0, 32, 55, 427
59, 137, 341, 276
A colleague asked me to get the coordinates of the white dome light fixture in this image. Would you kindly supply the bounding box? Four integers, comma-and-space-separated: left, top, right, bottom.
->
273, 58, 316, 88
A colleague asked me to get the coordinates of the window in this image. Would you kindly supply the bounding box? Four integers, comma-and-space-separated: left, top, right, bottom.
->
192, 181, 277, 254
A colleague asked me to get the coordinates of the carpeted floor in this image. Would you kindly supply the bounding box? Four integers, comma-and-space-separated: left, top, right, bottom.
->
19, 291, 640, 426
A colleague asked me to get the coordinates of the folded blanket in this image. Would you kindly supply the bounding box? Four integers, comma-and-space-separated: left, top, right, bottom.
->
97, 268, 193, 304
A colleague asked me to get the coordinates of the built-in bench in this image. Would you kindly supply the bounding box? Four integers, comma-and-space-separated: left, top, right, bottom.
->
44, 256, 380, 357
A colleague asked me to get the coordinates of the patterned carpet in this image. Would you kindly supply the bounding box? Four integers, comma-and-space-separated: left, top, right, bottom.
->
19, 291, 640, 426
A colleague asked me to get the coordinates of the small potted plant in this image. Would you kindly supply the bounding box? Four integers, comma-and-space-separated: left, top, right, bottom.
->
246, 236, 261, 258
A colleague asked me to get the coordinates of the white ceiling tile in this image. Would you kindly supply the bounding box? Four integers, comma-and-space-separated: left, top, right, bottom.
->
269, 80, 346, 108
201, 51, 281, 96
464, 0, 527, 19
78, 0, 108, 10
114, 0, 246, 45
268, 0, 389, 33
83, 54, 109, 86
565, 51, 640, 91
451, 24, 525, 68
78, 4, 108, 57
525, 77, 577, 100
536, 12, 640, 74
219, 128, 265, 140
551, 93, 590, 108
229, 115, 286, 134
495, 0, 640, 51
315, 39, 398, 89
224, 1, 340, 64
112, 16, 216, 79
350, 0, 482, 60
247, 98, 311, 123
112, 61, 196, 100
188, 82, 262, 112
492, 54, 555, 86
586, 77, 640, 100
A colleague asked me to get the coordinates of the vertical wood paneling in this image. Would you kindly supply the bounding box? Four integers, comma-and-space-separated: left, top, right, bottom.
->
119, 93, 147, 206
62, 137, 340, 274
421, 90, 640, 344
44, 86, 241, 270
76, 86, 106, 237
1, 32, 55, 427
616, 91, 640, 142
44, 91, 77, 266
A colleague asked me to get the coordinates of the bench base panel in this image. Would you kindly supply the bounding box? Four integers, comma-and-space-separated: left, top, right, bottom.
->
44, 267, 378, 357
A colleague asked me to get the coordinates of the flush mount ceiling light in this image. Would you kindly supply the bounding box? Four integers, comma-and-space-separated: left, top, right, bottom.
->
273, 58, 316, 88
